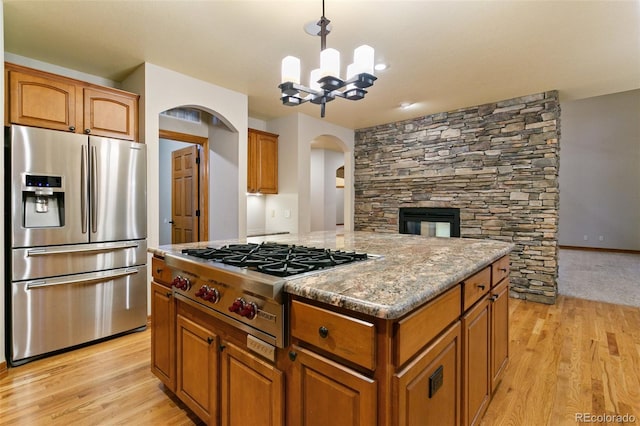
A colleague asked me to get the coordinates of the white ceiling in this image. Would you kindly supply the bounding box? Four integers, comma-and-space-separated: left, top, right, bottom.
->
4, 0, 639, 130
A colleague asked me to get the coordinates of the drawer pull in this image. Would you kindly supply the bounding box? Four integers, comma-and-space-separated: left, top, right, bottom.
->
490, 294, 499, 302
318, 326, 329, 339
207, 337, 214, 345
499, 267, 508, 272
288, 351, 297, 361
165, 292, 172, 297
156, 268, 163, 274
477, 284, 486, 290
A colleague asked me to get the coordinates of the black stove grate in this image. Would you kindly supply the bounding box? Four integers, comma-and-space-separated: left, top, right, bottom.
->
182, 242, 368, 277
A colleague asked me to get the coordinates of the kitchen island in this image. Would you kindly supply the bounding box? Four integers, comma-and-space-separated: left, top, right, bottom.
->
149, 231, 513, 426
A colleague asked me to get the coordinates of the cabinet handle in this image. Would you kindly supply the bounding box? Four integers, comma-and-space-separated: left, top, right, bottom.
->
156, 268, 163, 274
84, 128, 91, 134
490, 294, 498, 302
165, 292, 172, 297
318, 326, 329, 339
219, 344, 226, 352
477, 284, 486, 290
499, 267, 508, 272
207, 337, 214, 345
288, 351, 297, 361
69, 126, 76, 132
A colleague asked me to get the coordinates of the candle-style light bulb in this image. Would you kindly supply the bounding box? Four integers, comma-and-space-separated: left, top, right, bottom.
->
281, 56, 301, 84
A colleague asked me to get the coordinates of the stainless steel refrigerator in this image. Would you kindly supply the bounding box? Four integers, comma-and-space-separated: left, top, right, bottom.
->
6, 124, 147, 366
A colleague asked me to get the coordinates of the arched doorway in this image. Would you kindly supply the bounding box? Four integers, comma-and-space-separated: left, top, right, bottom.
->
158, 106, 239, 244
310, 135, 347, 232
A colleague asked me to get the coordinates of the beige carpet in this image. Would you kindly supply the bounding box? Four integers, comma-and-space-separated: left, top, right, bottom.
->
558, 248, 640, 308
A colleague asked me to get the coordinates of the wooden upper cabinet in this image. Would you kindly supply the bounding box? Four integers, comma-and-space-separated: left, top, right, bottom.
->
83, 87, 137, 140
6, 63, 139, 141
248, 128, 278, 194
8, 70, 77, 132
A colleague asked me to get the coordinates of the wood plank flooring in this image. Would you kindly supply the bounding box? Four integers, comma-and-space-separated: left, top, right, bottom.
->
1, 295, 638, 425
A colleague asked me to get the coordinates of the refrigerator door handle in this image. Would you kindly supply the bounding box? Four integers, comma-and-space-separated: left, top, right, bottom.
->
81, 144, 88, 234
26, 242, 140, 256
26, 268, 140, 289
91, 145, 98, 234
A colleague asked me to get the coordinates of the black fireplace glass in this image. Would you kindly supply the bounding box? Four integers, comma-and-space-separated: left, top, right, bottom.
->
399, 207, 461, 238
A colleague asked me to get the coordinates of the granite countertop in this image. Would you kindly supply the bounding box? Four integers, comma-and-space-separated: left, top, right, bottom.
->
149, 231, 514, 320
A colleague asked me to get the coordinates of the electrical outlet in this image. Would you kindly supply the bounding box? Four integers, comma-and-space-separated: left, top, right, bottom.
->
284, 209, 291, 218
583, 235, 588, 241
599, 235, 604, 241
271, 209, 276, 218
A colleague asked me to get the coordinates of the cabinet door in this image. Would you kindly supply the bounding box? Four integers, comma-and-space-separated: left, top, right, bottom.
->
151, 281, 176, 391
394, 321, 461, 426
289, 345, 377, 426
256, 132, 278, 193
490, 278, 509, 392
247, 129, 278, 194
462, 296, 490, 426
220, 341, 284, 426
9, 70, 77, 132
83, 87, 138, 140
176, 314, 218, 424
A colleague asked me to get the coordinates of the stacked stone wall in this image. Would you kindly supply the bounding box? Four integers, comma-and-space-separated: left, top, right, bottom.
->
354, 91, 560, 303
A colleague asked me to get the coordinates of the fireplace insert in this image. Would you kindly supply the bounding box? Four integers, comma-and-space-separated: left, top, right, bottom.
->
399, 207, 461, 238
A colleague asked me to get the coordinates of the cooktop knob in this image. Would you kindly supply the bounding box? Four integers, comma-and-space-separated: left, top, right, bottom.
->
229, 298, 244, 314
171, 275, 183, 289
239, 301, 258, 320
195, 285, 208, 298
203, 288, 220, 303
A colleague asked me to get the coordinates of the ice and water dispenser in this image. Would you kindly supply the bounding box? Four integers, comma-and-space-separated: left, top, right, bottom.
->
22, 174, 65, 228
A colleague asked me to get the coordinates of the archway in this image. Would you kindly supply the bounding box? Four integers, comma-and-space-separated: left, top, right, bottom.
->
310, 135, 348, 232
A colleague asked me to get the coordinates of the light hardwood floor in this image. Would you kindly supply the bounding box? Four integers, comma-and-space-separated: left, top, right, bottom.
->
1, 296, 639, 425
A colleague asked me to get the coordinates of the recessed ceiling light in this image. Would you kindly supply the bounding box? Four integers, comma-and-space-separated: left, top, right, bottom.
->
400, 102, 413, 109
374, 63, 388, 71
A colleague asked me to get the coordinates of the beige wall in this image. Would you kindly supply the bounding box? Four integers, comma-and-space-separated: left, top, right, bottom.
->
559, 90, 640, 250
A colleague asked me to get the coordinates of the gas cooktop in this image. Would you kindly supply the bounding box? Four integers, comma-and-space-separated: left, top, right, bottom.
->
182, 242, 369, 277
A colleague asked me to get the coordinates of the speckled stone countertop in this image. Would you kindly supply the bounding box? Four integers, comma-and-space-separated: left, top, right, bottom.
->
149, 231, 514, 320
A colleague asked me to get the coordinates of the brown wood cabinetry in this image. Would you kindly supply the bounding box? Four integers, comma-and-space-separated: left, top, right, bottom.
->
248, 128, 278, 194
291, 299, 376, 370
176, 311, 219, 424
151, 281, 176, 391
462, 296, 491, 426
151, 257, 176, 391
6, 63, 138, 141
394, 321, 462, 426
150, 253, 510, 425
220, 341, 284, 426
288, 345, 377, 426
490, 258, 510, 392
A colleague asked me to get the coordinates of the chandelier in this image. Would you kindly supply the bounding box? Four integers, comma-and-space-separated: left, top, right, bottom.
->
278, 0, 377, 118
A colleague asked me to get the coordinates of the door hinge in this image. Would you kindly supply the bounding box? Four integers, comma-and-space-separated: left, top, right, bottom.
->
195, 156, 200, 164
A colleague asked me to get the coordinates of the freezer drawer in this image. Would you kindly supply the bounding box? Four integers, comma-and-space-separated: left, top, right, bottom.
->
12, 240, 147, 281
10, 265, 147, 364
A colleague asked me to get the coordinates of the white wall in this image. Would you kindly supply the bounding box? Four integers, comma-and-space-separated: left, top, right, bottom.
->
559, 89, 640, 250
266, 113, 354, 235
209, 125, 240, 240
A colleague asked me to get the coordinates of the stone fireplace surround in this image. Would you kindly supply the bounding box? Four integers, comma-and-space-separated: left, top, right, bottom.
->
354, 91, 560, 304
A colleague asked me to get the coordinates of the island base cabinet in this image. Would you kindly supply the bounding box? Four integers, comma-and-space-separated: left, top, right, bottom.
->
176, 313, 218, 425
220, 341, 284, 426
462, 297, 491, 426
288, 345, 377, 426
393, 321, 462, 426
490, 278, 509, 392
151, 281, 175, 391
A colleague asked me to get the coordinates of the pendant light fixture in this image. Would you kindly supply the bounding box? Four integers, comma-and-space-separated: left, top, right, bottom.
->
278, 0, 377, 118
